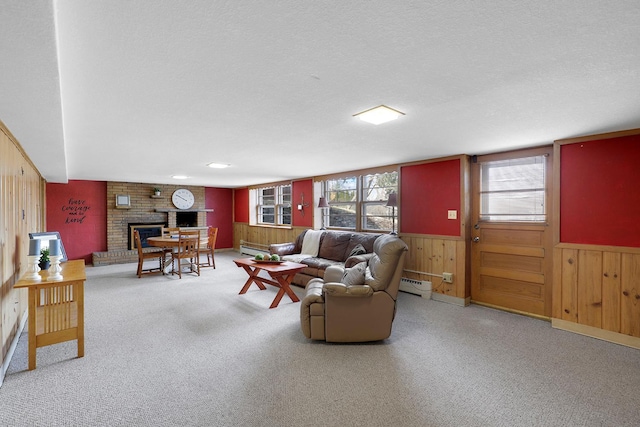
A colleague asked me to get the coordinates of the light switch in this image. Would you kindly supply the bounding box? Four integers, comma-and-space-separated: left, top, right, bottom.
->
447, 210, 457, 220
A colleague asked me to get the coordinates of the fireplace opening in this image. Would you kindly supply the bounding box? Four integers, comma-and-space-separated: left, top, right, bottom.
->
129, 223, 166, 250
176, 211, 198, 227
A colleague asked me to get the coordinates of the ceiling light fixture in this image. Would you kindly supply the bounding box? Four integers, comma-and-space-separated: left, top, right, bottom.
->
207, 162, 231, 169
353, 105, 405, 125
172, 175, 189, 180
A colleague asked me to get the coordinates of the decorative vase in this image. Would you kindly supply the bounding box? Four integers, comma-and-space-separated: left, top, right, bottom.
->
39, 261, 50, 270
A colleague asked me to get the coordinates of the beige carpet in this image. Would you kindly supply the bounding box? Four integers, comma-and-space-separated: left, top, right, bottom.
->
1, 251, 639, 426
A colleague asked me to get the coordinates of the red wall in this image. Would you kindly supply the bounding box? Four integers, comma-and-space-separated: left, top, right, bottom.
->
400, 159, 461, 236
560, 134, 640, 247
205, 187, 233, 248
46, 180, 108, 264
234, 188, 249, 223
292, 179, 313, 228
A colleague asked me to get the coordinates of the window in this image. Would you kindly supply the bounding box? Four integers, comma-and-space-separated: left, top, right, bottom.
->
324, 177, 357, 228
361, 172, 397, 231
256, 184, 291, 226
479, 155, 546, 222
321, 171, 398, 231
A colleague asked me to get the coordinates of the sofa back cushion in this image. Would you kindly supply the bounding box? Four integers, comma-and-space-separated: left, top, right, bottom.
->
293, 230, 308, 253
318, 232, 352, 262
345, 233, 380, 259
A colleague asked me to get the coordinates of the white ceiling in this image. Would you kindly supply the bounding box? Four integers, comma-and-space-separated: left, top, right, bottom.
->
2, 1, 639, 188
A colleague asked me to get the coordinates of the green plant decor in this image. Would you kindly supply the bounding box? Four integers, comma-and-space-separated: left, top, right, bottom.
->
39, 247, 50, 269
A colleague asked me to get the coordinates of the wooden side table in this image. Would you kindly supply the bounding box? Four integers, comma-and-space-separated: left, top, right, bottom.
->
15, 259, 86, 370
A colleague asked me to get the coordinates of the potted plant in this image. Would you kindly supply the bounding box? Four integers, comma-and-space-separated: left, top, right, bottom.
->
153, 187, 161, 196
39, 247, 50, 270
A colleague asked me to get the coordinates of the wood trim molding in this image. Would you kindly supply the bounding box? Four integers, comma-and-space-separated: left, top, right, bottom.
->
552, 318, 640, 350
555, 242, 640, 255
554, 127, 640, 145
313, 164, 399, 182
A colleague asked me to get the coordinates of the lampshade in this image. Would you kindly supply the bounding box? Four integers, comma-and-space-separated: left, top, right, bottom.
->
385, 192, 397, 207
28, 239, 41, 256
48, 239, 61, 256
318, 197, 329, 208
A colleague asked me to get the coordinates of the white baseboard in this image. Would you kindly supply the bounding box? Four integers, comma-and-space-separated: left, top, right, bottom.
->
431, 293, 470, 307
0, 309, 28, 388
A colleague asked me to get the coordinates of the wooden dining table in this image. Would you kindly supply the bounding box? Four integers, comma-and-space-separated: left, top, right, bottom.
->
147, 235, 204, 274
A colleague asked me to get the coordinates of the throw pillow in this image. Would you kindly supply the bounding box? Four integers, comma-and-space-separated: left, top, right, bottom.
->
348, 244, 366, 258
341, 261, 367, 286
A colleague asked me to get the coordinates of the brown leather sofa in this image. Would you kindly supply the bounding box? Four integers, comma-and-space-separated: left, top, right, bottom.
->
299, 234, 408, 342
269, 229, 381, 287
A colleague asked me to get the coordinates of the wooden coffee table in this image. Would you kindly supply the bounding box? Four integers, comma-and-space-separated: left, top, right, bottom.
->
233, 258, 306, 308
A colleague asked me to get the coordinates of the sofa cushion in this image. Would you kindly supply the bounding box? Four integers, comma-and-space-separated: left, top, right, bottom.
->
341, 261, 367, 286
303, 257, 343, 271
318, 232, 351, 262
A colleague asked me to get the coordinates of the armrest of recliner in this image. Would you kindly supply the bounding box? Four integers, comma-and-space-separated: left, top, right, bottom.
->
323, 282, 374, 297
269, 242, 296, 256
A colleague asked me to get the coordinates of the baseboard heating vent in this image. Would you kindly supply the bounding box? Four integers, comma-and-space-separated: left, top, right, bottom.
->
239, 241, 270, 257
399, 278, 432, 299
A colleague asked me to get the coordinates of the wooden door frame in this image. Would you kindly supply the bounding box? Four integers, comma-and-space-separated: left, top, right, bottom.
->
470, 145, 554, 318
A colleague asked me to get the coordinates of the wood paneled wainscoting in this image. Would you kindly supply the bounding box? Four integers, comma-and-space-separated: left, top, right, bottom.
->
553, 243, 640, 349
233, 223, 308, 255
402, 235, 469, 305
1, 120, 45, 382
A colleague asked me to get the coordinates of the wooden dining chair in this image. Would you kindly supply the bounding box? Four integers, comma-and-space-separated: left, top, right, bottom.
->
161, 227, 180, 237
161, 227, 180, 256
134, 230, 168, 278
198, 227, 218, 269
171, 230, 201, 278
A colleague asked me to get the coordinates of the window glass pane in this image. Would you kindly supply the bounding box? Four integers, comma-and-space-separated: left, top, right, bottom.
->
328, 203, 356, 228
280, 185, 291, 204
279, 205, 292, 225
326, 177, 357, 203
480, 155, 546, 221
260, 206, 275, 224
362, 202, 393, 230
362, 172, 398, 202
260, 187, 275, 205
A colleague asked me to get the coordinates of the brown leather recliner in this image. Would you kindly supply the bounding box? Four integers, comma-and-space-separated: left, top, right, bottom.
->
300, 234, 408, 342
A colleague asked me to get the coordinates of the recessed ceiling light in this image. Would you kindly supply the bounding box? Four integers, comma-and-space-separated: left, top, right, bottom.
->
172, 175, 189, 180
353, 105, 405, 125
207, 162, 231, 169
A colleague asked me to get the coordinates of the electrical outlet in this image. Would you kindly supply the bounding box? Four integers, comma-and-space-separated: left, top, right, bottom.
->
442, 272, 453, 283
447, 210, 457, 219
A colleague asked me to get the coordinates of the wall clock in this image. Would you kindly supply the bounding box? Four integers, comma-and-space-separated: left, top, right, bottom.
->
171, 188, 195, 210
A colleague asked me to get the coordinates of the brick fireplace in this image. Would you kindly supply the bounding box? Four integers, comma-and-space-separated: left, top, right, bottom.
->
93, 182, 212, 265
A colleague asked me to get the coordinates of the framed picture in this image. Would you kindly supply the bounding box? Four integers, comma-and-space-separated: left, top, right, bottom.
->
115, 194, 131, 208
29, 231, 68, 262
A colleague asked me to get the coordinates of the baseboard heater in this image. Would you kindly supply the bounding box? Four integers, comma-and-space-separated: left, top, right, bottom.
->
399, 277, 432, 299
239, 240, 270, 257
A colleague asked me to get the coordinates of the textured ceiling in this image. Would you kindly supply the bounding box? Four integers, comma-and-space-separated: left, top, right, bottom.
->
1, 1, 640, 187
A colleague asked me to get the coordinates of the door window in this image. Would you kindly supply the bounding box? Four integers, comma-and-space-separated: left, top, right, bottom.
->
479, 155, 546, 222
